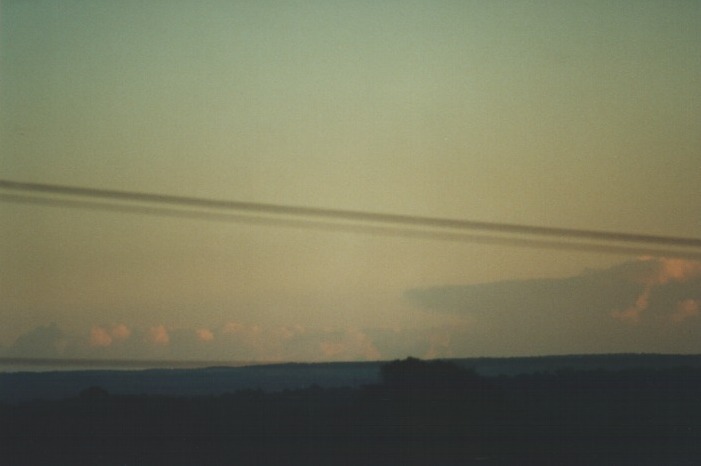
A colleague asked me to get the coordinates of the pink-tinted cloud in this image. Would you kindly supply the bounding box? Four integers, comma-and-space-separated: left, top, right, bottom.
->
614, 258, 701, 324
111, 323, 131, 341
196, 328, 214, 342
89, 326, 112, 347
319, 341, 345, 359
89, 324, 131, 347
319, 328, 381, 361
641, 258, 701, 286
672, 299, 700, 323
221, 321, 264, 345
146, 325, 170, 346
658, 259, 701, 283
612, 287, 650, 324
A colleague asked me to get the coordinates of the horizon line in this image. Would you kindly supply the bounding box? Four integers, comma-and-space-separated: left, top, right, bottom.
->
3, 352, 701, 370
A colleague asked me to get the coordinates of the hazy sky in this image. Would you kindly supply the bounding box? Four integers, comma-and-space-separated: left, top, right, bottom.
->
1, 1, 700, 363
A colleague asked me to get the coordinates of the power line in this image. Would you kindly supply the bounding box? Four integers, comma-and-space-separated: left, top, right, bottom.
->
1, 178, 700, 258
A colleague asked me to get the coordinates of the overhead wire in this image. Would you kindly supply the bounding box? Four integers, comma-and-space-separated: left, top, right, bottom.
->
2, 178, 701, 368
1, 178, 701, 259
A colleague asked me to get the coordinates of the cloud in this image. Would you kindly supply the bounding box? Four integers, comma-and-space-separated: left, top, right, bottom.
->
5, 323, 66, 357
219, 321, 264, 351
612, 288, 650, 324
146, 325, 170, 346
672, 299, 700, 323
613, 258, 701, 324
111, 323, 131, 341
217, 322, 347, 361
648, 258, 701, 285
405, 261, 641, 317
196, 328, 214, 342
89, 324, 132, 347
271, 324, 305, 341
168, 324, 384, 361
163, 323, 400, 362
12, 258, 700, 362
405, 258, 701, 354
424, 328, 453, 359
318, 328, 381, 361
0, 321, 492, 362
90, 326, 113, 347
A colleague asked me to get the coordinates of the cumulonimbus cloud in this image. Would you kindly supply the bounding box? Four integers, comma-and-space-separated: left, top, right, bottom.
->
672, 299, 700, 323
6, 323, 66, 357
613, 258, 701, 324
89, 326, 113, 347
89, 324, 132, 347
319, 328, 381, 361
405, 257, 701, 354
146, 325, 170, 346
111, 323, 131, 341
195, 328, 214, 342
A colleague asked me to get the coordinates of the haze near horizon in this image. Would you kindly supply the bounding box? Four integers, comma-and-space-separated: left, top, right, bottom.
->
1, 1, 700, 364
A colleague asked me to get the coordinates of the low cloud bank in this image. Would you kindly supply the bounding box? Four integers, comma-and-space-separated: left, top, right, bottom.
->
4, 258, 700, 362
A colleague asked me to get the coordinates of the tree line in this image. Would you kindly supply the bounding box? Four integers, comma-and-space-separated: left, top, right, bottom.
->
2, 357, 701, 465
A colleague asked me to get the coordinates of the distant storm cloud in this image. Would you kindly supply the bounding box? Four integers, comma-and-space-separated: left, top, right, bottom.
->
9, 257, 700, 361
89, 324, 132, 347
672, 299, 700, 323
405, 258, 701, 354
146, 325, 170, 346
424, 328, 453, 359
112, 323, 131, 341
1, 319, 465, 362
220, 321, 264, 350
405, 261, 640, 316
90, 326, 113, 347
215, 321, 383, 361
613, 258, 701, 324
406, 257, 701, 321
5, 323, 66, 357
647, 258, 701, 285
195, 328, 214, 342
319, 328, 381, 361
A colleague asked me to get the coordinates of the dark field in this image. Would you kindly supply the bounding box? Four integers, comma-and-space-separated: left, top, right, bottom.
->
2, 356, 701, 465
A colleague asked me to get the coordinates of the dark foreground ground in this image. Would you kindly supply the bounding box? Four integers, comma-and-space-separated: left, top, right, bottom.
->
2, 358, 701, 465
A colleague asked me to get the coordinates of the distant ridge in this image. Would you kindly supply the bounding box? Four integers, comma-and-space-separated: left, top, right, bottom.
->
3, 353, 701, 404
449, 353, 701, 376
3, 353, 701, 372
0, 357, 261, 371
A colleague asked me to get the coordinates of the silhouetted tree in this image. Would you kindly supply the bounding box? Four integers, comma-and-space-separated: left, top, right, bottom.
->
381, 357, 481, 389
368, 357, 503, 438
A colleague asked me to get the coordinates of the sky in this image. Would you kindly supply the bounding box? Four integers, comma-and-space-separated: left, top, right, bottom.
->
1, 1, 700, 364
